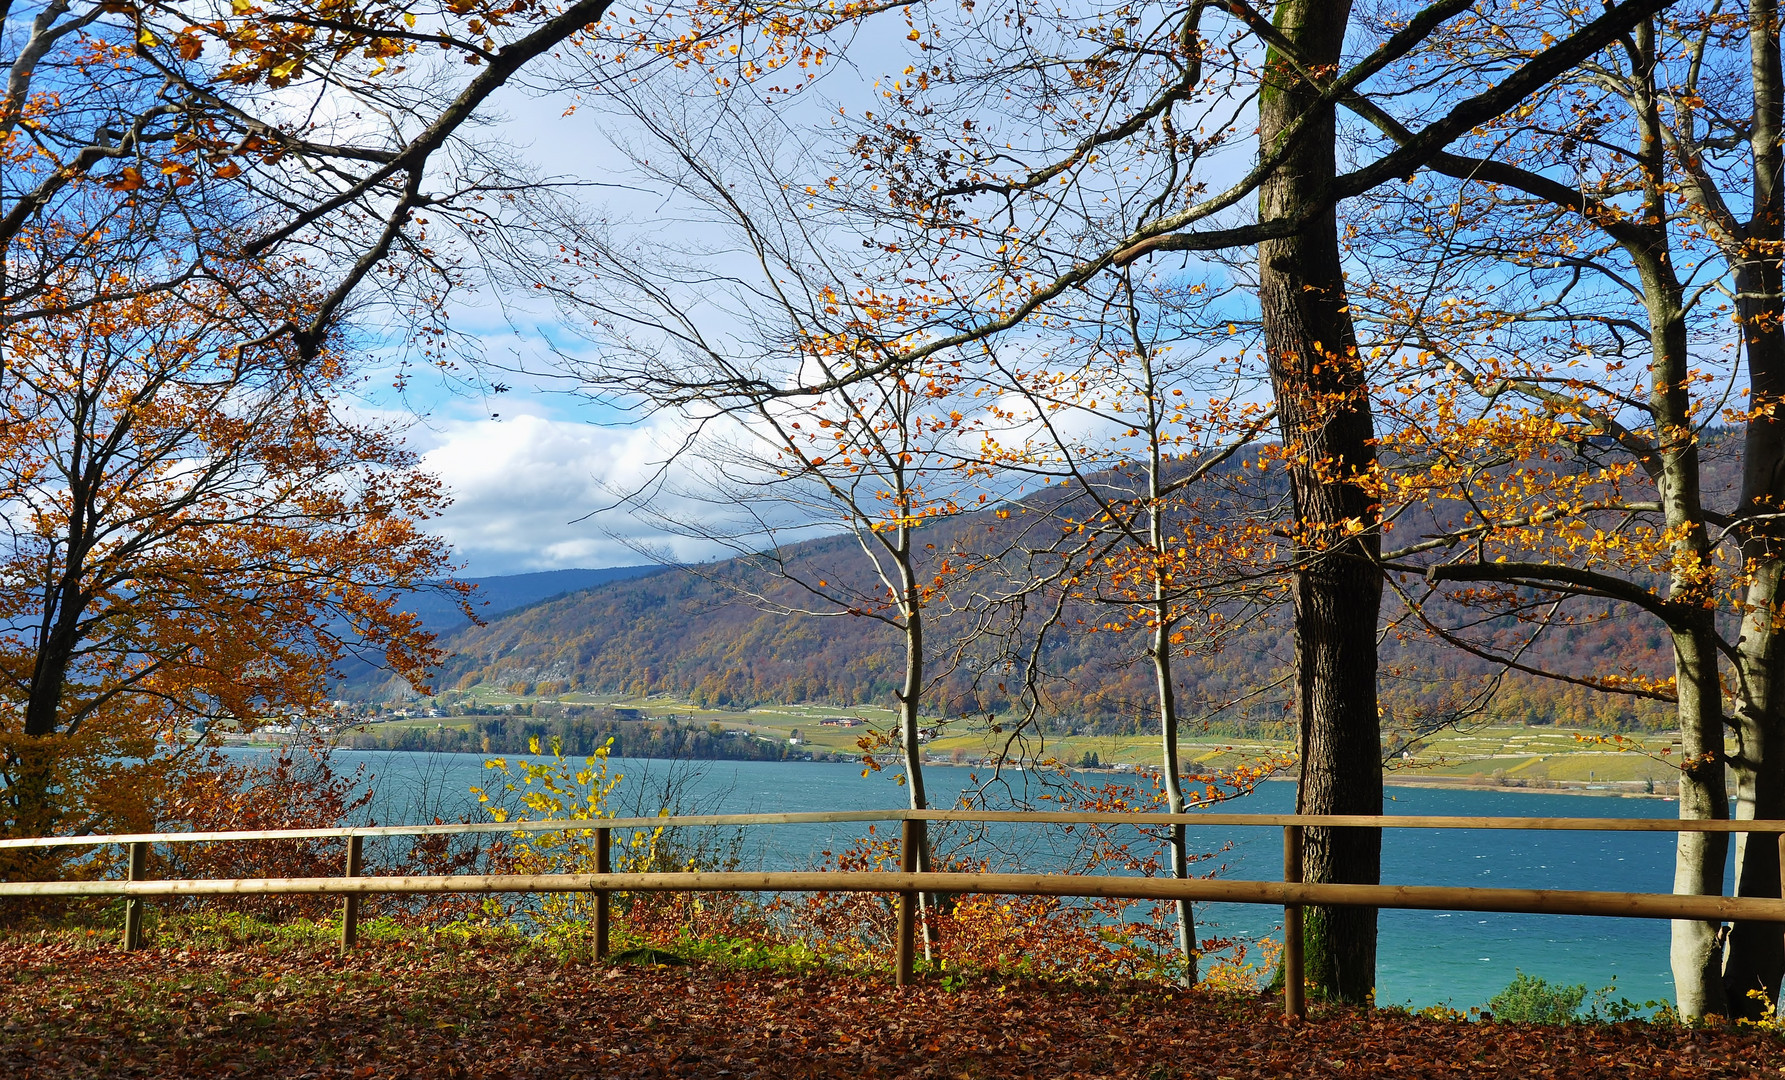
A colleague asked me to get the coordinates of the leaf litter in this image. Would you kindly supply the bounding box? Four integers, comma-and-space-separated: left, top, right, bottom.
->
0, 941, 1778, 1078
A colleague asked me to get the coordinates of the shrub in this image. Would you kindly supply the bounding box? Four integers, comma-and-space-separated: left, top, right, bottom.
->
157, 737, 374, 920
158, 736, 490, 926
1488, 972, 1587, 1024
476, 736, 760, 945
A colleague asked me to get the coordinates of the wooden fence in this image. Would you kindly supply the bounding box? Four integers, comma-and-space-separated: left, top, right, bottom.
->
4, 809, 1784, 1019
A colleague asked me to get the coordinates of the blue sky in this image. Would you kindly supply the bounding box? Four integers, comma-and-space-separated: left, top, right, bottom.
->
368, 39, 909, 577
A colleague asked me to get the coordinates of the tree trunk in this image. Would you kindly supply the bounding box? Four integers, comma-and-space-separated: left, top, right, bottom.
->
1725, 0, 1785, 1019
899, 598, 929, 815
1256, 0, 1382, 1005
1565, 20, 1738, 1019
894, 545, 937, 961
1671, 615, 1732, 1020
9, 561, 84, 844
1151, 570, 1197, 983
1726, 560, 1785, 1017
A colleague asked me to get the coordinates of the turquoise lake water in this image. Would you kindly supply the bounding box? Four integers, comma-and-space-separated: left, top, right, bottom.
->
226, 748, 1696, 1011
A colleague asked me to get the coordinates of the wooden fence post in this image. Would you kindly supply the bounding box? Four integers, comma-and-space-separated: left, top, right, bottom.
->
1283, 825, 1304, 1020
594, 826, 611, 960
340, 834, 364, 954
122, 841, 148, 952
896, 817, 920, 987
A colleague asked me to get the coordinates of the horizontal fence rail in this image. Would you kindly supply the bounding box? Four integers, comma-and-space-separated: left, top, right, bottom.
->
5, 809, 1783, 1018
3, 809, 1784, 850
4, 870, 1784, 923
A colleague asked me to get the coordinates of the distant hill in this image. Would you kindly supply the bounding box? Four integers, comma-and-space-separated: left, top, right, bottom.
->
330, 566, 665, 692
416, 558, 1677, 738
398, 566, 666, 634
342, 439, 1756, 738
393, 535, 1686, 739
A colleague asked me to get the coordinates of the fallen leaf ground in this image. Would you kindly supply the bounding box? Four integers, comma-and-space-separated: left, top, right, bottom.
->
0, 940, 1779, 1078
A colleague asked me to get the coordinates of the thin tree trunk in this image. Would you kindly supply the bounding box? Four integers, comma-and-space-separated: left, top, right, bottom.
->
899, 596, 929, 815
1150, 497, 1196, 982
894, 544, 936, 962
1256, 0, 1382, 1005
1725, 0, 1785, 1019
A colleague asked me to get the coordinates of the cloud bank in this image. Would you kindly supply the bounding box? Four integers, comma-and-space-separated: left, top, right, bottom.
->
419, 411, 729, 575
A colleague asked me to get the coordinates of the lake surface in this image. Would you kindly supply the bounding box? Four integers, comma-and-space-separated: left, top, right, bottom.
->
224, 747, 1694, 1011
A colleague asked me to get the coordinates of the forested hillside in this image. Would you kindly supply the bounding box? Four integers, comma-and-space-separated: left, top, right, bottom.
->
420, 562, 1674, 735
389, 444, 1738, 737
395, 566, 663, 634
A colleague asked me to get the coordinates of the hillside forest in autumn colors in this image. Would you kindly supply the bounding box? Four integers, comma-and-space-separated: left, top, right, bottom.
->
390, 437, 1749, 740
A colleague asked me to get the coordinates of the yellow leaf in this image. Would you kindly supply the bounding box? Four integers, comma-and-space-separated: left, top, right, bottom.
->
404, 11, 416, 26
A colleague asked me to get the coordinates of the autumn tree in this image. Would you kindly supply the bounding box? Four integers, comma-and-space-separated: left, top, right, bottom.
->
1228, 0, 1385, 1004
1338, 0, 1785, 1018
0, 0, 871, 394
969, 268, 1285, 982
852, 0, 1679, 1003
0, 0, 884, 859
681, 365, 1002, 817
0, 264, 454, 858
1645, 0, 1785, 1014
568, 140, 944, 792
547, 0, 1679, 1001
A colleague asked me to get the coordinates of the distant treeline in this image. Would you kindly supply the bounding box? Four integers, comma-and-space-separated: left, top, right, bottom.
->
335, 712, 844, 762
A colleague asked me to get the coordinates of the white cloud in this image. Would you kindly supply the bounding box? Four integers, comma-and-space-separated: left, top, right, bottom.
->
420, 410, 728, 575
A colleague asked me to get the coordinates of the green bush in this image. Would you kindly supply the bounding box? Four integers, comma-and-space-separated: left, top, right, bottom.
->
1488, 972, 1587, 1024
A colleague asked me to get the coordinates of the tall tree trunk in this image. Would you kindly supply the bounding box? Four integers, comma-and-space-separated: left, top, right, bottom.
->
1725, 0, 1785, 1019
1726, 563, 1785, 1016
1620, 21, 1732, 1019
1256, 0, 1382, 1005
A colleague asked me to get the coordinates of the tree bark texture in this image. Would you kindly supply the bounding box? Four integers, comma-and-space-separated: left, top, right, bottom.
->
8, 497, 89, 844
1726, 0, 1785, 1019
1622, 23, 1731, 1019
1256, 0, 1382, 1006
1672, 617, 1732, 1021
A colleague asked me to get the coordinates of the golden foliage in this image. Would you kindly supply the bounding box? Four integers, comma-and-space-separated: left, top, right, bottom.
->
0, 270, 456, 851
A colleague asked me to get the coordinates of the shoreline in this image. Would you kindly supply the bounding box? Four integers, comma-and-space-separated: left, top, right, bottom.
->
919, 760, 1679, 800
223, 739, 1680, 801
1378, 774, 1673, 800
